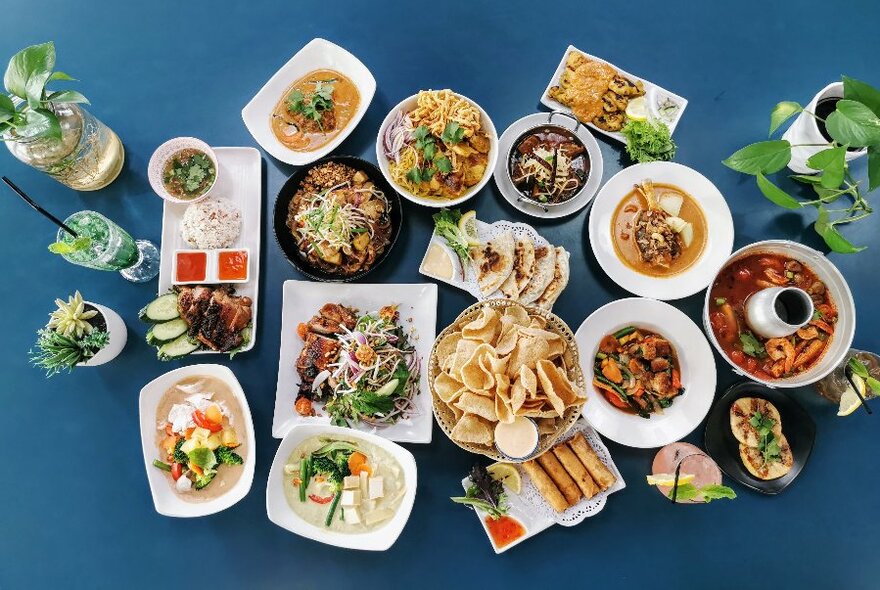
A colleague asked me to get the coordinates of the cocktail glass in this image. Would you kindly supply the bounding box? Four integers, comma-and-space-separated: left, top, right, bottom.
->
55, 210, 159, 282
815, 349, 880, 404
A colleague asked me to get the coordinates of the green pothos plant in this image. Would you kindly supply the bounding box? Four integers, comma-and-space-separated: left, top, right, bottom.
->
723, 76, 880, 253
0, 41, 88, 142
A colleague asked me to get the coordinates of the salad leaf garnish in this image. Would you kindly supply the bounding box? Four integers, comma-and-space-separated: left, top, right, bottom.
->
451, 464, 509, 520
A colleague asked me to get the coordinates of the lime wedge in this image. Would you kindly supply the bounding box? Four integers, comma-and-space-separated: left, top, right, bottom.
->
625, 96, 649, 122
838, 374, 866, 417
48, 236, 91, 255
646, 472, 695, 487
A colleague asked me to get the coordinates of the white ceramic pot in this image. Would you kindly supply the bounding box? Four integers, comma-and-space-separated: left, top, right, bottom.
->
703, 240, 855, 388
782, 82, 867, 174
78, 302, 127, 366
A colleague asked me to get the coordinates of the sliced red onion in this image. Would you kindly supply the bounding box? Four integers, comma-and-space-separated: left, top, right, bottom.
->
353, 331, 367, 346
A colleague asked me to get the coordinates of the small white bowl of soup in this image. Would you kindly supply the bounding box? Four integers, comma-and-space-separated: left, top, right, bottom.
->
148, 137, 219, 204
588, 161, 734, 300
266, 424, 417, 551
241, 38, 376, 166
138, 364, 255, 517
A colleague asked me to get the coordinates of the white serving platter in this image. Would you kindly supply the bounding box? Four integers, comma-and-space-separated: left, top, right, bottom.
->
138, 364, 256, 518
539, 45, 688, 143
465, 419, 624, 553
575, 298, 717, 448
271, 281, 437, 443
157, 146, 262, 355
242, 38, 376, 166
266, 423, 417, 551
493, 112, 604, 219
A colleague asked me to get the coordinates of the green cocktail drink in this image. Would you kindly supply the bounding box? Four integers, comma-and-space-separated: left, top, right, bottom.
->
55, 210, 159, 282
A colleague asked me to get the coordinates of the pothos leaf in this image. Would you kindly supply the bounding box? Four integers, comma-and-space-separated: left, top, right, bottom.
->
4, 41, 55, 105
868, 146, 880, 192
18, 107, 61, 140
46, 90, 89, 105
814, 207, 866, 254
723, 140, 791, 175
843, 75, 880, 118
756, 173, 802, 209
825, 100, 880, 148
805, 146, 846, 189
769, 101, 802, 136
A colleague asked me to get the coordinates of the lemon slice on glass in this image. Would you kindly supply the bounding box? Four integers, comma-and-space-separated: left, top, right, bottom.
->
487, 462, 522, 494
646, 472, 695, 487
458, 210, 480, 247
625, 96, 649, 122
838, 374, 866, 416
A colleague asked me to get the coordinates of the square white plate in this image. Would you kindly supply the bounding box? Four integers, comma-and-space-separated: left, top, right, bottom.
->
539, 45, 688, 143
241, 38, 376, 165
266, 424, 417, 550
138, 364, 256, 518
272, 281, 437, 443
157, 146, 262, 354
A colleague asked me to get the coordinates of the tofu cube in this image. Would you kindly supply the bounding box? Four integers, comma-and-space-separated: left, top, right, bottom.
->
343, 475, 360, 490
368, 476, 384, 500
340, 489, 361, 507
345, 507, 361, 525
359, 471, 369, 494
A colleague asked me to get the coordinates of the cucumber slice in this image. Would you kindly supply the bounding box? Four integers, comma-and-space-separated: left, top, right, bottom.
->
140, 293, 180, 323
146, 319, 189, 345
157, 334, 199, 360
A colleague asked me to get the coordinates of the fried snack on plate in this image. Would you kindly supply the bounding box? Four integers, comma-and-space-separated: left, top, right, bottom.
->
553, 443, 599, 499
451, 414, 493, 444
522, 460, 569, 513
549, 51, 617, 123
470, 232, 515, 297
536, 451, 581, 506
569, 432, 616, 490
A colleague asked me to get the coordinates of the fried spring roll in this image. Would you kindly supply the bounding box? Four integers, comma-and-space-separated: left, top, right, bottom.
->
536, 452, 581, 506
569, 433, 616, 491
553, 443, 599, 499
522, 460, 568, 513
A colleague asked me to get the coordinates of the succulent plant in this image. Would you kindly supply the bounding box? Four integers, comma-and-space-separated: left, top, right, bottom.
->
29, 327, 109, 377
47, 290, 98, 338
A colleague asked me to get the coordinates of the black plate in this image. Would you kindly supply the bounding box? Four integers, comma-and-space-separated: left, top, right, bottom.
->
273, 156, 403, 282
703, 381, 815, 495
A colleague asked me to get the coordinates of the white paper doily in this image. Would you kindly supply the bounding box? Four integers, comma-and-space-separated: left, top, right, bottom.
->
518, 418, 626, 527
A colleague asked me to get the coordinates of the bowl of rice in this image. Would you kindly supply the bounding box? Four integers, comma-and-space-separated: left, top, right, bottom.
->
180, 198, 242, 249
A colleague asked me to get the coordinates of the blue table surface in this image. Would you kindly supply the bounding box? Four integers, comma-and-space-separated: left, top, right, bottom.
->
2, 1, 878, 588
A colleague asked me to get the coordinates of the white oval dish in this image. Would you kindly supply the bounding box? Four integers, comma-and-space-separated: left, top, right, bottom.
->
493, 112, 603, 219
148, 137, 219, 204
266, 424, 418, 551
375, 91, 498, 208
78, 302, 127, 366
138, 364, 256, 517
703, 240, 856, 388
576, 298, 717, 448
241, 38, 376, 166
588, 161, 734, 300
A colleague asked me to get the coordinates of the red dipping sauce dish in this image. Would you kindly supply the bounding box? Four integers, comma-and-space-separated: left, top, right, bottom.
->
174, 250, 208, 283
218, 248, 249, 282
172, 248, 249, 284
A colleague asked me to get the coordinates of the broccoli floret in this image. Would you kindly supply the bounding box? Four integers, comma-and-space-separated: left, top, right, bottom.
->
193, 471, 216, 490
173, 438, 187, 464
311, 456, 346, 485
215, 446, 244, 465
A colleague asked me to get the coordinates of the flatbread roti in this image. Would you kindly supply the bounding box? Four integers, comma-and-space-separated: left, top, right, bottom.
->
470, 231, 515, 297
500, 238, 536, 299
518, 244, 556, 304
534, 247, 570, 310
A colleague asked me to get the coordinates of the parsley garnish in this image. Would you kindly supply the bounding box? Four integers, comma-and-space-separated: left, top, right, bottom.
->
749, 410, 781, 465
739, 331, 767, 358
287, 79, 336, 130
441, 121, 465, 144
407, 125, 455, 183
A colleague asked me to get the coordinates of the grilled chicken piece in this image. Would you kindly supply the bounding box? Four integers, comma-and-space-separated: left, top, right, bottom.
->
177, 286, 252, 352
307, 303, 357, 335
295, 332, 341, 395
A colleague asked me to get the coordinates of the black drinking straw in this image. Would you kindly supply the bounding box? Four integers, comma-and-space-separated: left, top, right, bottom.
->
670, 459, 683, 504
2, 176, 78, 237
845, 366, 873, 416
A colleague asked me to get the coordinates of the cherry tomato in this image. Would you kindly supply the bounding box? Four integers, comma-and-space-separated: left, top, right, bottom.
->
295, 396, 314, 417
309, 494, 334, 505
171, 463, 183, 481
192, 409, 222, 432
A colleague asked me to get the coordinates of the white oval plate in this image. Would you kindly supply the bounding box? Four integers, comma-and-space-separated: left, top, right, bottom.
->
266, 424, 417, 551
493, 112, 604, 219
375, 91, 498, 208
576, 298, 716, 448
588, 161, 734, 300
241, 38, 376, 166
138, 364, 256, 517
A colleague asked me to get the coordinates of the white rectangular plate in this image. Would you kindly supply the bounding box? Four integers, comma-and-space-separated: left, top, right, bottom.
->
157, 146, 262, 355
272, 281, 437, 443
539, 45, 688, 143
241, 38, 376, 166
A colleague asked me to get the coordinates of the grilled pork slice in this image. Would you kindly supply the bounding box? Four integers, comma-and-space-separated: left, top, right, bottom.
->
307, 303, 357, 335
177, 286, 252, 352
296, 332, 341, 395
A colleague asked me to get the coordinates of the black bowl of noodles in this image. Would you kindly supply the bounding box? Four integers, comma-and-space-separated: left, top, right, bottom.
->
274, 155, 403, 282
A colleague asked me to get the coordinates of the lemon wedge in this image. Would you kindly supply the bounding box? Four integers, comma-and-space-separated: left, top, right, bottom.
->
625, 96, 649, 122
838, 373, 866, 416
646, 472, 695, 487
487, 462, 522, 494
458, 210, 480, 246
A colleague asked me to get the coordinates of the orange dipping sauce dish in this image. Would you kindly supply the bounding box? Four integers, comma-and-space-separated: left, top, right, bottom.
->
484, 515, 526, 549
218, 249, 249, 282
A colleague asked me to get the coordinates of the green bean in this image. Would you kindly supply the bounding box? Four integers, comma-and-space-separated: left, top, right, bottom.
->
613, 326, 636, 339
299, 458, 309, 503
152, 460, 172, 472
325, 493, 341, 527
